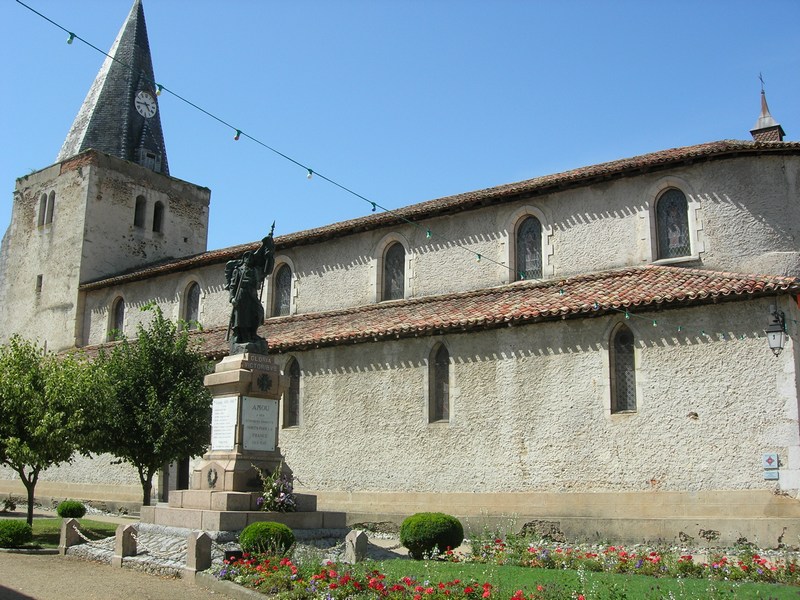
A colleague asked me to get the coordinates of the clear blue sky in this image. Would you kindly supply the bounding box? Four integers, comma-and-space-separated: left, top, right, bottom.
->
1, 1, 798, 252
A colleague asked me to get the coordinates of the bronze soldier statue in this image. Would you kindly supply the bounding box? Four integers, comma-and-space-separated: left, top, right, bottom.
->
225, 225, 276, 354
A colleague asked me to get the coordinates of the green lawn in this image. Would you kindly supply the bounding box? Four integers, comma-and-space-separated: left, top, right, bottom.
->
30, 517, 118, 548
365, 558, 800, 599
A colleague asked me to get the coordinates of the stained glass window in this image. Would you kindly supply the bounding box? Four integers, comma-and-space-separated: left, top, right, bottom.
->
516, 217, 542, 280
283, 358, 300, 428
611, 325, 636, 413
656, 189, 690, 259
382, 242, 405, 301
272, 264, 292, 317
429, 344, 450, 422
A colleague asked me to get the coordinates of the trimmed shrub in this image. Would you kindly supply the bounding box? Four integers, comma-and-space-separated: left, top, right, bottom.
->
400, 512, 464, 560
239, 521, 295, 555
56, 500, 87, 519
0, 520, 33, 548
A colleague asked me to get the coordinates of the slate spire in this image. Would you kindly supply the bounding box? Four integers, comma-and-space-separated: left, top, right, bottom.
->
56, 0, 169, 174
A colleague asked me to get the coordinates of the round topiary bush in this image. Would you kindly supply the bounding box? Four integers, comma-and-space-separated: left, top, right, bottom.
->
239, 521, 295, 555
400, 512, 464, 560
56, 500, 86, 519
0, 520, 33, 548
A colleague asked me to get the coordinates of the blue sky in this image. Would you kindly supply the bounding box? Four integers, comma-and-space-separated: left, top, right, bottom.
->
2, 1, 798, 251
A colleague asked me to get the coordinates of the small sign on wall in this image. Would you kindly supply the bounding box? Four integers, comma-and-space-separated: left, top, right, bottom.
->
762, 453, 779, 470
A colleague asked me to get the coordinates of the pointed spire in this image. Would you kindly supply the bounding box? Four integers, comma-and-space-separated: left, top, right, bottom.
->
56, 0, 169, 174
750, 83, 785, 142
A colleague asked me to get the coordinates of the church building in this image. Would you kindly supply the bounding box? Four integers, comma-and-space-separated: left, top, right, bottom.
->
2, 1, 800, 544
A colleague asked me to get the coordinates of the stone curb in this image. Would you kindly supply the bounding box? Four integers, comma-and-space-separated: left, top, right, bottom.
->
195, 571, 264, 599
0, 547, 59, 555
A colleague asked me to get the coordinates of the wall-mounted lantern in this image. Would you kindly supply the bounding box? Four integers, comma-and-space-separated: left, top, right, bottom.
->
765, 305, 786, 357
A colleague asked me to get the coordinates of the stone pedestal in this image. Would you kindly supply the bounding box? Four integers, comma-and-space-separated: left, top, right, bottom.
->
141, 352, 347, 532
191, 353, 286, 494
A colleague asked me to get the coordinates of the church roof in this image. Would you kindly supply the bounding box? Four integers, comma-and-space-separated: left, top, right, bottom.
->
79, 138, 800, 291
179, 264, 797, 357
56, 0, 169, 174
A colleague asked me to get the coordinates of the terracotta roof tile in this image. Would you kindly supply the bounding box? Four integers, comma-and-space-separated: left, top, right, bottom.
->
80, 139, 800, 291
177, 265, 799, 357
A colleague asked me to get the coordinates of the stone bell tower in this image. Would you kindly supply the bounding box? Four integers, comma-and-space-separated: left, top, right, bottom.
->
0, 0, 210, 351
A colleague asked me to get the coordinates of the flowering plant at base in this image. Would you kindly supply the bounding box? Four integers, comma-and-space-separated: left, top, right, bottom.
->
212, 555, 572, 599
253, 461, 297, 512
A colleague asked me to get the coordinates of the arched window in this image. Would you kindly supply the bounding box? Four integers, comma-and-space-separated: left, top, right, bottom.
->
183, 282, 200, 329
272, 264, 292, 317
429, 344, 450, 422
283, 358, 300, 428
382, 242, 405, 301
152, 201, 164, 233
109, 297, 125, 341
45, 191, 55, 225
656, 189, 690, 259
610, 325, 637, 413
134, 196, 146, 228
516, 217, 542, 280
38, 193, 47, 227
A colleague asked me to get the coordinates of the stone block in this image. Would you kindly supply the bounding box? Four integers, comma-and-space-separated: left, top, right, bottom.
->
323, 512, 348, 529
343, 530, 368, 563
167, 490, 184, 508
181, 490, 214, 510
295, 493, 317, 512
204, 510, 248, 531
185, 531, 212, 578
58, 518, 83, 555
111, 523, 137, 567
210, 491, 253, 512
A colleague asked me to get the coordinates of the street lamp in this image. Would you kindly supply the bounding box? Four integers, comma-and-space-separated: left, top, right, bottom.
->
765, 306, 786, 357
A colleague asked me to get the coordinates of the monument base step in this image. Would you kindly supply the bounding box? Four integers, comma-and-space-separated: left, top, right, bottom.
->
141, 503, 346, 531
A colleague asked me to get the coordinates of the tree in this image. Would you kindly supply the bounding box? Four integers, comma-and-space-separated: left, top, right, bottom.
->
92, 305, 212, 505
0, 337, 97, 526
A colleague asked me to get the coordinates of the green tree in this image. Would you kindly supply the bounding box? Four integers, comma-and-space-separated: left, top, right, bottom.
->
92, 305, 212, 505
0, 337, 97, 526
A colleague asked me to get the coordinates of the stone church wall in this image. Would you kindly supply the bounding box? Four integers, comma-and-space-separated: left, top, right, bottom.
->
274, 296, 800, 504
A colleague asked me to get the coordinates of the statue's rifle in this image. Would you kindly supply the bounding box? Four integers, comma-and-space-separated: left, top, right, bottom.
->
225, 261, 246, 342
259, 221, 276, 303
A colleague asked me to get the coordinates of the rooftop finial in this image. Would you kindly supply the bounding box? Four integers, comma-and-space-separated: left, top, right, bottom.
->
750, 75, 785, 142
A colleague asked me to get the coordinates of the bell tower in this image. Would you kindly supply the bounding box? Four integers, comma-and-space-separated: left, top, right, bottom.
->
0, 0, 210, 351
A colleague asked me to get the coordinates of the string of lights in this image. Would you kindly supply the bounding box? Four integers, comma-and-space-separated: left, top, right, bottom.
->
13, 1, 794, 346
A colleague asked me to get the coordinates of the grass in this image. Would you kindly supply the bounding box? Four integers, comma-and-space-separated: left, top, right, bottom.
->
348, 559, 800, 599
28, 517, 118, 548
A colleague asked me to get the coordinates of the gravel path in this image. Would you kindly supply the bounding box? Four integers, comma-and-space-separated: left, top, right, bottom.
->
0, 551, 227, 600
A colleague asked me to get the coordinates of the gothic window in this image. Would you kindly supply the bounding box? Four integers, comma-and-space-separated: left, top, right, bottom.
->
272, 264, 292, 317
45, 191, 55, 225
38, 194, 47, 227
382, 242, 405, 301
516, 217, 542, 280
153, 201, 164, 233
610, 325, 637, 413
656, 188, 690, 259
134, 196, 146, 228
183, 282, 200, 329
429, 344, 450, 422
109, 297, 125, 341
283, 358, 300, 428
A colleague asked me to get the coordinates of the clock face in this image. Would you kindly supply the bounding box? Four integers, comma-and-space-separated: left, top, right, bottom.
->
134, 90, 157, 118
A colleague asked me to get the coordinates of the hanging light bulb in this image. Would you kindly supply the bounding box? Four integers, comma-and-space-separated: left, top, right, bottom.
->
156, 84, 163, 96
307, 169, 313, 180
67, 32, 75, 44
371, 203, 376, 212
476, 254, 481, 262
234, 130, 241, 141
426, 229, 432, 239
